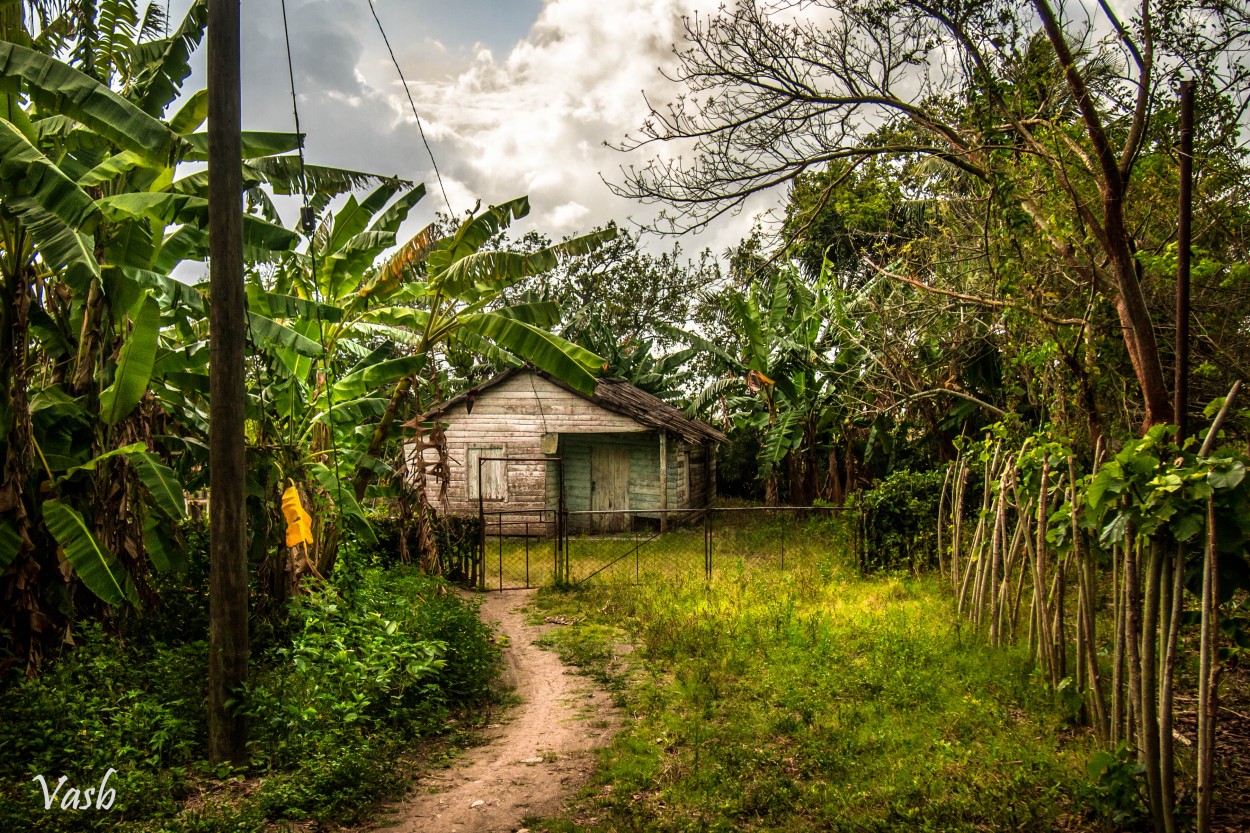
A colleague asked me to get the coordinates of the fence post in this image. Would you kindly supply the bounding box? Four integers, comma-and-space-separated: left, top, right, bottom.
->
781, 512, 786, 570
704, 510, 712, 582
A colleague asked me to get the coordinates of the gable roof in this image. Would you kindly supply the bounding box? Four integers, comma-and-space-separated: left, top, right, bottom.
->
414, 367, 727, 444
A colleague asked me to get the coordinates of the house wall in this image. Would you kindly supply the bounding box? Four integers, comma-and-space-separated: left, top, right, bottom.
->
411, 371, 719, 528
417, 372, 647, 519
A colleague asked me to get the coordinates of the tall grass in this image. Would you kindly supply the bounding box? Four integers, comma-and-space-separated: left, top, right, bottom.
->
534, 540, 1104, 832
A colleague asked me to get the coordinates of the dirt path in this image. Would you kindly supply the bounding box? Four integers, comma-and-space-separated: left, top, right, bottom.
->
371, 589, 619, 833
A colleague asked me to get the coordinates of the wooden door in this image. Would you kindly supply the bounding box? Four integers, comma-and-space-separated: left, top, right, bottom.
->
590, 445, 630, 532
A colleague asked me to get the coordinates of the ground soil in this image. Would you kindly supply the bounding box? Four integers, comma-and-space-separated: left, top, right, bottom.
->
369, 589, 619, 833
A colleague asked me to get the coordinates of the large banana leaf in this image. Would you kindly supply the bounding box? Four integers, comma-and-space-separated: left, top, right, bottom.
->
0, 118, 101, 231
458, 312, 603, 395
142, 511, 185, 573
100, 294, 160, 425
368, 183, 426, 234
98, 193, 300, 252
0, 117, 102, 288
360, 222, 440, 300
324, 193, 377, 254
435, 228, 617, 302
308, 463, 375, 543
42, 500, 139, 607
0, 41, 176, 162
129, 0, 208, 115
247, 312, 324, 359
246, 285, 343, 323
54, 441, 147, 484
245, 156, 405, 198
4, 194, 100, 290
426, 196, 530, 275
125, 450, 187, 520
108, 264, 206, 315
331, 354, 425, 400
77, 149, 152, 187
181, 130, 301, 160
167, 88, 207, 134
360, 306, 431, 331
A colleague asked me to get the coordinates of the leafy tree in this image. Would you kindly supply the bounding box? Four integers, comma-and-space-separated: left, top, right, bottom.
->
611, 0, 1250, 431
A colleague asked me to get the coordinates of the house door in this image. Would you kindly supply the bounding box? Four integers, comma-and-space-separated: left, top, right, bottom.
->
590, 445, 630, 532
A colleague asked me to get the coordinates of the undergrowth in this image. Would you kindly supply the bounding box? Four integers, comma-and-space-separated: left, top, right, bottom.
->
0, 558, 500, 832
532, 552, 1105, 832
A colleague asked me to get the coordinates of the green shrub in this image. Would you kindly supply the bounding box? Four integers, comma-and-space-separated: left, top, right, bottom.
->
860, 468, 945, 572
0, 564, 499, 831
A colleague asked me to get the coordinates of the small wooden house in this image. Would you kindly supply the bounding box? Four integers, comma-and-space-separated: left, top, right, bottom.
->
409, 367, 726, 532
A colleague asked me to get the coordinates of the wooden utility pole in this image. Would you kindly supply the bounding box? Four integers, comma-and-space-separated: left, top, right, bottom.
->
207, 0, 249, 765
1176, 80, 1194, 437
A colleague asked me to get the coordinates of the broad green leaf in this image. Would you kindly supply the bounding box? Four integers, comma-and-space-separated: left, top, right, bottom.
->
0, 118, 101, 232
247, 312, 324, 358
361, 306, 431, 331
325, 194, 370, 254
54, 441, 147, 483
125, 451, 187, 519
247, 286, 343, 323
130, 0, 209, 115
368, 183, 426, 234
1171, 511, 1204, 543
309, 463, 375, 543
5, 194, 100, 290
1086, 462, 1124, 510
100, 295, 161, 425
331, 354, 426, 400
107, 264, 206, 315
434, 229, 617, 302
99, 194, 299, 252
77, 150, 151, 188
182, 130, 301, 160
167, 88, 208, 134
458, 312, 602, 395
1208, 461, 1246, 490
42, 500, 139, 607
427, 196, 530, 276
245, 156, 406, 198
142, 511, 185, 573
0, 42, 176, 162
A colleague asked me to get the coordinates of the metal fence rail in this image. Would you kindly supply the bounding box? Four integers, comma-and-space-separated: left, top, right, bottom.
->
477, 505, 859, 590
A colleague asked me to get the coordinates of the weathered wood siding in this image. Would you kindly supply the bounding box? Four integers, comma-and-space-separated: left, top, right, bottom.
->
411, 371, 718, 528
417, 372, 646, 518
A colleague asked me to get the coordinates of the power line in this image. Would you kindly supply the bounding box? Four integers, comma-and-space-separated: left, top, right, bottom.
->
279, 0, 345, 521
365, 0, 456, 215
279, 0, 309, 187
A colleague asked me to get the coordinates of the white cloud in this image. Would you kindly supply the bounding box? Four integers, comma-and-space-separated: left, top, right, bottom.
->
177, 0, 758, 257
353, 0, 751, 251
545, 200, 591, 229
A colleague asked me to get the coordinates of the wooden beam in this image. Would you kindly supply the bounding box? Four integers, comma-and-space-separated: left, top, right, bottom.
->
659, 431, 668, 531
207, 0, 249, 766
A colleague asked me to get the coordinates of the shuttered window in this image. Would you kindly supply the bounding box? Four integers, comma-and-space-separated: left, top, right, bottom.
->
467, 447, 507, 501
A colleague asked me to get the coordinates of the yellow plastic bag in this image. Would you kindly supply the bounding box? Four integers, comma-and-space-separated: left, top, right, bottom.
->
282, 484, 314, 549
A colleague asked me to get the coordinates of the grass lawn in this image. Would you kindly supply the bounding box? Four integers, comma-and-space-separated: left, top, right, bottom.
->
528, 537, 1107, 832
484, 510, 854, 589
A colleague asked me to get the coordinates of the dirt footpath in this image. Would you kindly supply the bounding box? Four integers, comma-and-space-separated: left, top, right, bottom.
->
372, 589, 619, 833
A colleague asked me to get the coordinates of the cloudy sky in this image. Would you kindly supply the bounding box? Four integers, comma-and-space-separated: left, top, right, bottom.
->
171, 0, 760, 257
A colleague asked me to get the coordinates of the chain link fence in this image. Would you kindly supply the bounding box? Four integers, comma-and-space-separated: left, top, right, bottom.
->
477, 506, 859, 590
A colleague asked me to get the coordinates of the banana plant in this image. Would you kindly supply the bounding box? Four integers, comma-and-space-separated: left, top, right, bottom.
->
665, 260, 847, 502
241, 194, 614, 577
0, 1, 357, 667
